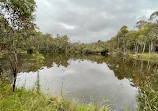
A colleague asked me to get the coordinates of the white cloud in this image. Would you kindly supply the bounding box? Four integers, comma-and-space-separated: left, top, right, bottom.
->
60, 23, 75, 30
136, 9, 157, 21
35, 0, 158, 43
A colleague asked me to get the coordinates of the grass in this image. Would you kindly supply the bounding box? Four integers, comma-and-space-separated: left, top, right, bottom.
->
137, 84, 158, 111
126, 53, 158, 62
0, 82, 109, 111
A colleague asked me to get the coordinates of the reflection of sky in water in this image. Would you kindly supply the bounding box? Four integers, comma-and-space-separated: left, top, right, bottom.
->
16, 59, 137, 111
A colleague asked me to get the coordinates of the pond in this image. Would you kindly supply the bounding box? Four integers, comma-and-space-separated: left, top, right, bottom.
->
1, 54, 158, 111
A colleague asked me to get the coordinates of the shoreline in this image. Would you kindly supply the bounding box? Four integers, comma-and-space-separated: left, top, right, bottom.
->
126, 53, 158, 62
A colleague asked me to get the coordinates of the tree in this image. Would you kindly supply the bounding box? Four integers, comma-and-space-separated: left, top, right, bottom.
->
136, 20, 149, 30
0, 0, 36, 91
149, 11, 158, 23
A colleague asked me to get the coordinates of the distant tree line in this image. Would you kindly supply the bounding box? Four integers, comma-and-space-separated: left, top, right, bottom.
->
22, 32, 107, 54
106, 11, 158, 54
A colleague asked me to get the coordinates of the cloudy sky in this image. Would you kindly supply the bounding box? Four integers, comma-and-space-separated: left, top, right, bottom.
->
35, 0, 158, 43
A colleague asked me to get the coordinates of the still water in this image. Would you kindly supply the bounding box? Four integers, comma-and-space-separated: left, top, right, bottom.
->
2, 54, 158, 110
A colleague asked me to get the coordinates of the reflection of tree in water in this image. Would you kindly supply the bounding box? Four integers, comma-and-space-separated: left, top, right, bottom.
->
1, 54, 158, 90
0, 53, 72, 90
106, 58, 158, 90
0, 54, 157, 109
80, 55, 158, 110
76, 55, 158, 90
43, 53, 70, 67
0, 58, 12, 83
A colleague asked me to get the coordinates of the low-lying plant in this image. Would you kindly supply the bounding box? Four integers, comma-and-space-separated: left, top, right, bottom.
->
0, 82, 109, 111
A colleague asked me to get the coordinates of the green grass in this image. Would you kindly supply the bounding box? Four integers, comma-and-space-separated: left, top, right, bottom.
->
137, 84, 158, 111
0, 82, 109, 111
127, 53, 158, 62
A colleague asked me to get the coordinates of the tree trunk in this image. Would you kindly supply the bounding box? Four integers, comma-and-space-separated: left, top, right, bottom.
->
112, 43, 114, 52
13, 71, 17, 92
9, 33, 18, 92
134, 45, 137, 53
151, 42, 154, 53
0, 65, 5, 83
123, 42, 126, 53
149, 43, 151, 53
142, 43, 146, 53
136, 44, 139, 53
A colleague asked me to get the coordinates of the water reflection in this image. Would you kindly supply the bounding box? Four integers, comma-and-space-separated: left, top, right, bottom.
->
0, 54, 158, 110
16, 59, 137, 110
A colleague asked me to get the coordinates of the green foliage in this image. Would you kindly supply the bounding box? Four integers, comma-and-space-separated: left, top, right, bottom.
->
107, 11, 158, 54
23, 32, 108, 55
32, 51, 45, 69
0, 82, 109, 111
0, 0, 37, 89
0, 0, 36, 29
137, 84, 158, 111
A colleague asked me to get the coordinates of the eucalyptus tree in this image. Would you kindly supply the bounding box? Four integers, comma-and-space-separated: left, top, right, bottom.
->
136, 20, 149, 30
148, 11, 158, 53
135, 20, 149, 53
115, 26, 128, 52
125, 30, 138, 52
121, 26, 129, 52
106, 11, 158, 54
0, 0, 36, 91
